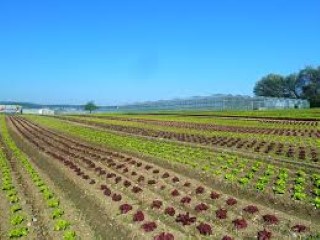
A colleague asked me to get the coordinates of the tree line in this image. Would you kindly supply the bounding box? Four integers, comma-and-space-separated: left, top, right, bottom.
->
254, 66, 320, 107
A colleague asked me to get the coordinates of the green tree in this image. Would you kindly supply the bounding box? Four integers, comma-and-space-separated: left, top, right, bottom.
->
296, 66, 320, 107
84, 101, 98, 113
284, 74, 299, 99
253, 74, 287, 97
253, 66, 320, 107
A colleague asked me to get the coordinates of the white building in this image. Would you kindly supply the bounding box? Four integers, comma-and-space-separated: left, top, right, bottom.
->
0, 105, 22, 114
22, 108, 55, 115
38, 108, 55, 115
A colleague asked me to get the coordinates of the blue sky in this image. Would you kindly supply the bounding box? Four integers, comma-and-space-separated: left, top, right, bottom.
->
0, 1, 320, 105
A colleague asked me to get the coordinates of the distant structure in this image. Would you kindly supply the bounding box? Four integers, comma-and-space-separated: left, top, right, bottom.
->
22, 108, 55, 115
0, 105, 22, 114
3, 95, 309, 115
116, 95, 310, 112
38, 108, 55, 115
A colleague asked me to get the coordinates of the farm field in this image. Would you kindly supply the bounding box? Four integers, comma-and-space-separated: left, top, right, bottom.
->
1, 112, 320, 239
2, 0, 320, 239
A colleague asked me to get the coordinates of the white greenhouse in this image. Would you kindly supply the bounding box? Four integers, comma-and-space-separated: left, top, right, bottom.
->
116, 95, 310, 112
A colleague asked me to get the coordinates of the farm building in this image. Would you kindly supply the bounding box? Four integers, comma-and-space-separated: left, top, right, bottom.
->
38, 108, 55, 115
117, 95, 310, 112
22, 108, 55, 115
0, 105, 22, 114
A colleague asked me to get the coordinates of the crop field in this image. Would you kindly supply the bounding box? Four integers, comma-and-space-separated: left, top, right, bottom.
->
1, 111, 320, 239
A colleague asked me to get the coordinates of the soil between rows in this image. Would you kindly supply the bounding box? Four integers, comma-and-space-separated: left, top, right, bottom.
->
12, 117, 193, 238
13, 116, 298, 238
73, 115, 320, 138
56, 116, 319, 165
7, 118, 134, 240
0, 139, 43, 240
53, 116, 320, 175
3, 147, 50, 239
116, 113, 320, 122
15, 117, 319, 229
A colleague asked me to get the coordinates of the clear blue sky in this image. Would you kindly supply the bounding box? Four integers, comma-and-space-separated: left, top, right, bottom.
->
1, 1, 319, 105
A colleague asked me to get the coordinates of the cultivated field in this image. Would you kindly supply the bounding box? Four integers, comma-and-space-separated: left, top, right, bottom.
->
0, 110, 320, 239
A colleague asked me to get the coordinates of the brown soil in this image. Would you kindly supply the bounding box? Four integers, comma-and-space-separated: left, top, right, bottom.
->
58, 116, 319, 163
56, 116, 320, 174
75, 115, 320, 137
7, 119, 138, 240
0, 141, 40, 240
6, 116, 320, 239
0, 177, 12, 239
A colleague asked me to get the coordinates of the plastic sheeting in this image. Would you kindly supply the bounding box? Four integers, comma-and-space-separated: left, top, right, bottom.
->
116, 95, 310, 112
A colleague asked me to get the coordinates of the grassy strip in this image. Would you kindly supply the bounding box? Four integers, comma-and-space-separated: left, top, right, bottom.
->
0, 116, 76, 240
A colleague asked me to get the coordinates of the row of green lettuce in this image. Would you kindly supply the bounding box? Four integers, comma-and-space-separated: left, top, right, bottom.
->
0, 145, 29, 238
0, 116, 76, 239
